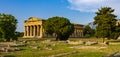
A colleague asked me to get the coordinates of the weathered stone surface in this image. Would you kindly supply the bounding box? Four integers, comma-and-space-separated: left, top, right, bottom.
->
0, 48, 5, 52
0, 47, 23, 52
0, 42, 25, 53
67, 40, 98, 45
85, 41, 98, 46
67, 40, 87, 45
44, 47, 53, 50
42, 40, 51, 43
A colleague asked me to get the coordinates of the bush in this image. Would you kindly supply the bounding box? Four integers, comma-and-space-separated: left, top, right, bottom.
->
85, 34, 91, 38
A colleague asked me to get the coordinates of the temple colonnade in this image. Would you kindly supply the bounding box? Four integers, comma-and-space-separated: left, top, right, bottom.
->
24, 25, 42, 38
24, 17, 44, 38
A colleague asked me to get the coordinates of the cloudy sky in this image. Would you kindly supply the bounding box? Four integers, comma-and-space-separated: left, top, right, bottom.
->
68, 0, 120, 16
0, 0, 120, 32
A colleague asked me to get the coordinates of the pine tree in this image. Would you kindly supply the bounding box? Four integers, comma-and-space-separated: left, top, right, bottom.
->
94, 7, 118, 42
43, 16, 74, 41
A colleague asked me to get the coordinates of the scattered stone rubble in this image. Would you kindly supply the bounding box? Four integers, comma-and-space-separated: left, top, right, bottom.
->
42, 40, 51, 43
67, 40, 85, 45
69, 46, 107, 50
67, 40, 98, 45
0, 41, 27, 53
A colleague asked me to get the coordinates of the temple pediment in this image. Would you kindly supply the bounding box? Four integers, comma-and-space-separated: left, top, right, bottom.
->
28, 17, 42, 21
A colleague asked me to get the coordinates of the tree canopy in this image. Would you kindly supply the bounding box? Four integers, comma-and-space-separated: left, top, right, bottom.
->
83, 25, 95, 38
94, 7, 120, 42
43, 16, 74, 41
0, 13, 17, 41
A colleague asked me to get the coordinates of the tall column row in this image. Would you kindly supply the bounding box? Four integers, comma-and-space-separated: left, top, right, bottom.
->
70, 28, 83, 37
24, 25, 41, 37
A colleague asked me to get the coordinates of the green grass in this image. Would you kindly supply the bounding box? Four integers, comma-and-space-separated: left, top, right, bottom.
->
1, 37, 120, 57
65, 52, 105, 57
5, 46, 75, 57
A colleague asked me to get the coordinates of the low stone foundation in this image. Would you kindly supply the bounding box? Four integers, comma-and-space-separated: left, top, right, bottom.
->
0, 42, 26, 53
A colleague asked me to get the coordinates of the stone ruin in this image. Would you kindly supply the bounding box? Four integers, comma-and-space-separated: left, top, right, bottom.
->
0, 41, 27, 53
66, 40, 98, 45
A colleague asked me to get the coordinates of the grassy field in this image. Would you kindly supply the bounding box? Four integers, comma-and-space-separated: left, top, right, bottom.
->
1, 37, 120, 57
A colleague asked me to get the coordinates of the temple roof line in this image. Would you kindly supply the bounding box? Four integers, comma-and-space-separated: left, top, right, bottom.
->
24, 17, 84, 26
24, 17, 45, 22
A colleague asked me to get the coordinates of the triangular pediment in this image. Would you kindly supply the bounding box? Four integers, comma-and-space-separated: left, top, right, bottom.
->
28, 17, 42, 21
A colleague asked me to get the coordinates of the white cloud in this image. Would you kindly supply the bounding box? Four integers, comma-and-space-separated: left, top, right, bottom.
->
67, 0, 120, 17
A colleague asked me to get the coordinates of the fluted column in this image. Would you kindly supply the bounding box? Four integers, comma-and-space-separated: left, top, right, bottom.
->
81, 31, 83, 37
24, 26, 26, 37
28, 26, 30, 36
78, 30, 79, 37
26, 26, 29, 36
79, 30, 80, 37
31, 26, 33, 36
37, 25, 40, 36
33, 25, 36, 36
40, 25, 43, 38
37, 25, 38, 37
75, 29, 77, 37
30, 26, 32, 37
76, 30, 78, 37
80, 31, 81, 37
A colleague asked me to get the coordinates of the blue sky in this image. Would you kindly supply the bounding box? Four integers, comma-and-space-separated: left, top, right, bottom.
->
0, 0, 120, 32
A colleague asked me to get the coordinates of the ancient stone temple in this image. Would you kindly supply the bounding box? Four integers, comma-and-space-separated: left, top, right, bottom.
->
24, 17, 84, 38
71, 24, 84, 38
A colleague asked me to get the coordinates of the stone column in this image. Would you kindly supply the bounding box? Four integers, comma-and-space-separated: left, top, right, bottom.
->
33, 26, 34, 36
24, 26, 26, 37
79, 30, 80, 37
28, 26, 30, 36
31, 26, 33, 36
76, 30, 78, 37
37, 25, 39, 37
27, 26, 29, 36
33, 25, 36, 37
74, 31, 76, 37
81, 31, 83, 37
78, 30, 79, 37
40, 25, 43, 38
80, 31, 81, 37
30, 26, 32, 37
37, 25, 40, 36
